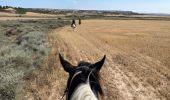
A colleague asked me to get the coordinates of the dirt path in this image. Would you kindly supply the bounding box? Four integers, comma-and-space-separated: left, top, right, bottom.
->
46, 20, 170, 100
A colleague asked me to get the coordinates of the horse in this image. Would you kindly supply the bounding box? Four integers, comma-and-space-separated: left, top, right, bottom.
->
71, 24, 76, 29
71, 19, 76, 29
59, 54, 106, 100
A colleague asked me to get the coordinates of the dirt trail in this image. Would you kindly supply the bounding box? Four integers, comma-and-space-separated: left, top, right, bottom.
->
46, 20, 170, 100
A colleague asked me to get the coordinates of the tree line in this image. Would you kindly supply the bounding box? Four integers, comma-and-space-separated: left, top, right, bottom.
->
0, 5, 27, 14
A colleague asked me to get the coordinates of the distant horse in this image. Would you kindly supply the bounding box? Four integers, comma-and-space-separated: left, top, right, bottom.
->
71, 19, 76, 29
59, 54, 106, 100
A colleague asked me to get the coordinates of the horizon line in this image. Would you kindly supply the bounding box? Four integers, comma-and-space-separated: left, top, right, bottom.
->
1, 5, 170, 15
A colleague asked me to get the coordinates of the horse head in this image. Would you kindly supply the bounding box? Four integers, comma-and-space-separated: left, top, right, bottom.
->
59, 54, 106, 100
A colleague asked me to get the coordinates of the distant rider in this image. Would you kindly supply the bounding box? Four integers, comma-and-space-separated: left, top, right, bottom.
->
71, 19, 76, 29
78, 17, 81, 25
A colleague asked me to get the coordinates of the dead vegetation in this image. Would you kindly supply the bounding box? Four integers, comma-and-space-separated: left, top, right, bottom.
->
1, 18, 170, 100
40, 20, 169, 100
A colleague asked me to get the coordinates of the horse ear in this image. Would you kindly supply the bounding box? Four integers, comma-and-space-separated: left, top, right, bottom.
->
93, 55, 106, 72
59, 53, 74, 73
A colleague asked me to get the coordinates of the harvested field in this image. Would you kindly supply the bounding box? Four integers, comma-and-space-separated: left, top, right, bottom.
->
0, 11, 65, 21
0, 20, 170, 100
24, 20, 170, 100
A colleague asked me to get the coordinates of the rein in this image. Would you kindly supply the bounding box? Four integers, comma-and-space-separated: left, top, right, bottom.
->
60, 91, 66, 100
60, 65, 97, 100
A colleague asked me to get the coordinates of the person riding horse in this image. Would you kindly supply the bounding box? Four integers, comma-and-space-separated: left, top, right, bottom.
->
71, 19, 76, 29
78, 17, 81, 25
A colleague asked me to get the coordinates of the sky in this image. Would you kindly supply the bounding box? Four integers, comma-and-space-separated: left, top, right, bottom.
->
0, 0, 170, 14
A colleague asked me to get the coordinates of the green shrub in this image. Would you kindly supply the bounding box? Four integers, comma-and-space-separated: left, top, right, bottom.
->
15, 7, 27, 14
0, 19, 70, 100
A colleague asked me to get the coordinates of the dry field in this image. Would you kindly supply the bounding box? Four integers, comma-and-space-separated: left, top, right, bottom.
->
0, 12, 65, 20
23, 20, 170, 100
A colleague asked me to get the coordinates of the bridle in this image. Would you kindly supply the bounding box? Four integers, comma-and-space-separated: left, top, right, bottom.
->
60, 66, 97, 100
60, 71, 82, 100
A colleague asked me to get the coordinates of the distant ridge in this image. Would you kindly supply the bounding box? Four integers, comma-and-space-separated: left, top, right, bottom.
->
144, 13, 170, 16
1, 5, 170, 16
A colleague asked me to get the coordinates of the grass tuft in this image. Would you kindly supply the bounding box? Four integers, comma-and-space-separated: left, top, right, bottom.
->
0, 19, 70, 100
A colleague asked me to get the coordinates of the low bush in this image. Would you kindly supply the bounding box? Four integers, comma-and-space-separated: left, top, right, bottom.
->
0, 19, 70, 100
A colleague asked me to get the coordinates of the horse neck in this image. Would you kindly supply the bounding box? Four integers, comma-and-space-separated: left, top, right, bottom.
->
70, 83, 98, 100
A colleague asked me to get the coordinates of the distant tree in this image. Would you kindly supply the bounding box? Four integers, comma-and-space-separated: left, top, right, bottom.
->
0, 5, 2, 10
16, 7, 27, 14
0, 5, 5, 11
2, 6, 5, 9
3, 6, 10, 9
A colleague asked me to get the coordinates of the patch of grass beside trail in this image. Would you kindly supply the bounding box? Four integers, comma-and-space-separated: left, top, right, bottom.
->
0, 19, 70, 100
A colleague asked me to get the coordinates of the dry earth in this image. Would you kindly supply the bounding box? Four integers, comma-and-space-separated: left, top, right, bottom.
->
24, 20, 170, 100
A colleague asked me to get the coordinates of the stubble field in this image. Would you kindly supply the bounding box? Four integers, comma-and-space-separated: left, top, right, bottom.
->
0, 18, 170, 100
29, 19, 170, 100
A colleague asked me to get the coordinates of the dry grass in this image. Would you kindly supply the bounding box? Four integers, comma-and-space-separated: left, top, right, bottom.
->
16, 19, 170, 100
40, 20, 170, 100
88, 20, 170, 67
0, 11, 65, 21
0, 11, 64, 17
25, 12, 65, 17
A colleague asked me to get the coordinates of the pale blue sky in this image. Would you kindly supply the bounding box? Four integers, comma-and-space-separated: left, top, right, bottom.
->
0, 0, 170, 14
